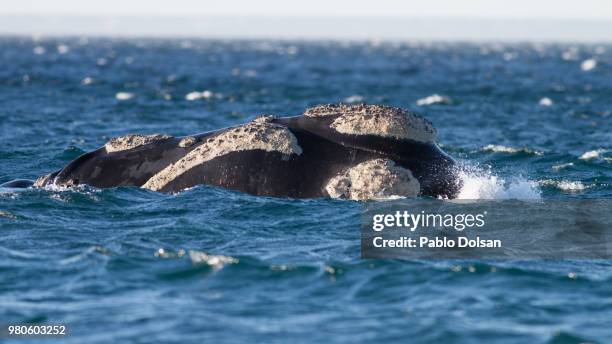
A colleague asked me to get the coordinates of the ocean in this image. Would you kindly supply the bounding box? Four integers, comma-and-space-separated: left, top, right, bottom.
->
1, 37, 611, 343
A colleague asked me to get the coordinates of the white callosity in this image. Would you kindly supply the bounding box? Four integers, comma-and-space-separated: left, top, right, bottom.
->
325, 159, 420, 200
178, 136, 198, 148
105, 134, 172, 153
142, 116, 303, 191
304, 104, 436, 143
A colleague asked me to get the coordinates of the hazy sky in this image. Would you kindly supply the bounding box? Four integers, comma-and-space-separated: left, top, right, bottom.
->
4, 0, 612, 20
2, 0, 612, 41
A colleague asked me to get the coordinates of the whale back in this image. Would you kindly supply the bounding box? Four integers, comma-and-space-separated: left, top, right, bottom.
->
276, 104, 458, 197
35, 104, 460, 198
43, 134, 208, 188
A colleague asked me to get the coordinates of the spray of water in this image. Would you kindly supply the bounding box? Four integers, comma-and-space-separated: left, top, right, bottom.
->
454, 163, 541, 200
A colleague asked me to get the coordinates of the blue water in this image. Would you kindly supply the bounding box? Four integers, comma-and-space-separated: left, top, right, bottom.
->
1, 37, 612, 343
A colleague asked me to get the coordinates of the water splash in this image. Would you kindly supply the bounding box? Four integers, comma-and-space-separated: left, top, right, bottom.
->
455, 164, 541, 200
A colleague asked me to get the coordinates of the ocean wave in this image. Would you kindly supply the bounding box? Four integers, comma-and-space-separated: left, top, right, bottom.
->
0, 187, 24, 199
57, 44, 70, 54
154, 248, 186, 259
115, 92, 134, 101
538, 97, 553, 106
370, 195, 408, 201
0, 245, 40, 259
556, 181, 587, 192
0, 210, 17, 219
153, 248, 238, 269
185, 90, 221, 101
41, 182, 99, 194
579, 149, 608, 160
482, 144, 543, 156
416, 94, 452, 106
33, 46, 46, 55
552, 162, 574, 171
59, 245, 111, 265
539, 179, 588, 192
81, 76, 94, 85
188, 250, 238, 269
581, 58, 597, 72
561, 48, 579, 61
343, 95, 364, 103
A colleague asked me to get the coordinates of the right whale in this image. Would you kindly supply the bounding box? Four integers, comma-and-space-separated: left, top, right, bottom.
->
34, 104, 461, 200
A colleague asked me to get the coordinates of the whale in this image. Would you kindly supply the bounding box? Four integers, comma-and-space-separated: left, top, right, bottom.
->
0, 179, 34, 188
32, 104, 460, 199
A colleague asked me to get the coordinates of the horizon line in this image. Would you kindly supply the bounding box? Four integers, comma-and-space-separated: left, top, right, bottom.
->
2, 15, 612, 43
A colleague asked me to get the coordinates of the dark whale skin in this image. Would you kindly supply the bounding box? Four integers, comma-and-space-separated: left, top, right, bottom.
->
35, 107, 461, 199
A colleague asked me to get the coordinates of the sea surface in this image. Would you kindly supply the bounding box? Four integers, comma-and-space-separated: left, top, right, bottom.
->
1, 37, 611, 343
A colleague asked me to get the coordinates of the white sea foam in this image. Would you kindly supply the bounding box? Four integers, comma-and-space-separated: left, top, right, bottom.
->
185, 91, 202, 101
33, 46, 46, 55
552, 162, 574, 171
538, 97, 553, 106
344, 95, 364, 103
539, 179, 587, 192
185, 90, 219, 101
40, 181, 100, 194
115, 92, 134, 101
502, 52, 517, 61
96, 58, 108, 66
42, 183, 75, 192
57, 44, 70, 54
0, 211, 17, 219
455, 165, 541, 200
482, 144, 542, 156
81, 77, 94, 85
561, 48, 579, 61
201, 90, 214, 99
416, 94, 452, 106
154, 248, 185, 259
483, 144, 520, 153
371, 195, 408, 201
557, 181, 587, 192
579, 149, 608, 160
581, 58, 597, 71
189, 250, 238, 269
286, 46, 299, 55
